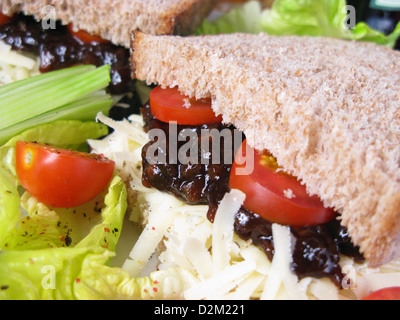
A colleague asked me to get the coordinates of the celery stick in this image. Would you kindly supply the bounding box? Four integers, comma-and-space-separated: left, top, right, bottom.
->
43, 93, 112, 122
3, 69, 107, 114
0, 91, 113, 145
0, 65, 111, 130
0, 65, 95, 98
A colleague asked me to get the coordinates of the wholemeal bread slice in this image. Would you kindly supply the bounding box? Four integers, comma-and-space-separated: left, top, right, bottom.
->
131, 30, 400, 268
0, 0, 214, 48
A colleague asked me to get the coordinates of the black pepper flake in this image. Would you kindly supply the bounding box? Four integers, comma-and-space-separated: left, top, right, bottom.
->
64, 235, 72, 247
94, 202, 102, 213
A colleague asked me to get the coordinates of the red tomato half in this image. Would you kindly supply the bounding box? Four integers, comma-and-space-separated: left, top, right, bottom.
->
362, 287, 400, 300
15, 141, 115, 208
0, 12, 13, 26
68, 23, 110, 44
149, 86, 223, 125
229, 140, 336, 226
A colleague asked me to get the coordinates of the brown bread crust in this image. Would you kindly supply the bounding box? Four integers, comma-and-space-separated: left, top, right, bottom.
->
131, 31, 400, 267
0, 0, 214, 48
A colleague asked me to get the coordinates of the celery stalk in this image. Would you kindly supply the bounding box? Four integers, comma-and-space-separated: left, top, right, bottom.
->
0, 65, 111, 131
0, 92, 113, 145
0, 65, 94, 97
0, 64, 114, 146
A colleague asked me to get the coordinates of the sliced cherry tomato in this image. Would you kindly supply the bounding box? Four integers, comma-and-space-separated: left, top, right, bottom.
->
362, 287, 400, 300
149, 86, 223, 125
0, 12, 13, 26
15, 141, 115, 208
67, 23, 110, 44
229, 139, 336, 226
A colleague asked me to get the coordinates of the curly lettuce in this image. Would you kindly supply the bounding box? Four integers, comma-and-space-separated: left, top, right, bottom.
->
196, 0, 400, 48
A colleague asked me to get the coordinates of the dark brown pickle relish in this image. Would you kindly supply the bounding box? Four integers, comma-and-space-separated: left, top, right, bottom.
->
141, 102, 364, 288
0, 14, 131, 94
141, 102, 235, 209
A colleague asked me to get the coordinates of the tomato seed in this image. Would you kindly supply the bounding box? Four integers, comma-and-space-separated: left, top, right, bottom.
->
24, 150, 33, 165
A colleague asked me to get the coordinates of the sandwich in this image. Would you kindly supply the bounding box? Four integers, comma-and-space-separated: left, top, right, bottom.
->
0, 0, 215, 48
0, 0, 214, 96
2, 0, 400, 301
130, 30, 400, 267
90, 30, 400, 299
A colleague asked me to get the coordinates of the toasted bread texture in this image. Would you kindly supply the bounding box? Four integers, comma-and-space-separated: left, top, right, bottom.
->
131, 31, 400, 267
0, 0, 214, 47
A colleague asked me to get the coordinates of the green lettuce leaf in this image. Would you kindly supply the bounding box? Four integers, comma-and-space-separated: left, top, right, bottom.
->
0, 164, 20, 246
0, 175, 128, 300
0, 120, 130, 300
1, 119, 108, 151
195, 1, 263, 35
1, 174, 126, 251
351, 21, 400, 47
75, 173, 127, 252
0, 246, 104, 300
196, 0, 400, 48
259, 0, 351, 38
0, 243, 196, 300
75, 263, 197, 300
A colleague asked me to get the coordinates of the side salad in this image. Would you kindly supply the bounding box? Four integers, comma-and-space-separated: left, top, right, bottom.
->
1, 0, 400, 300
